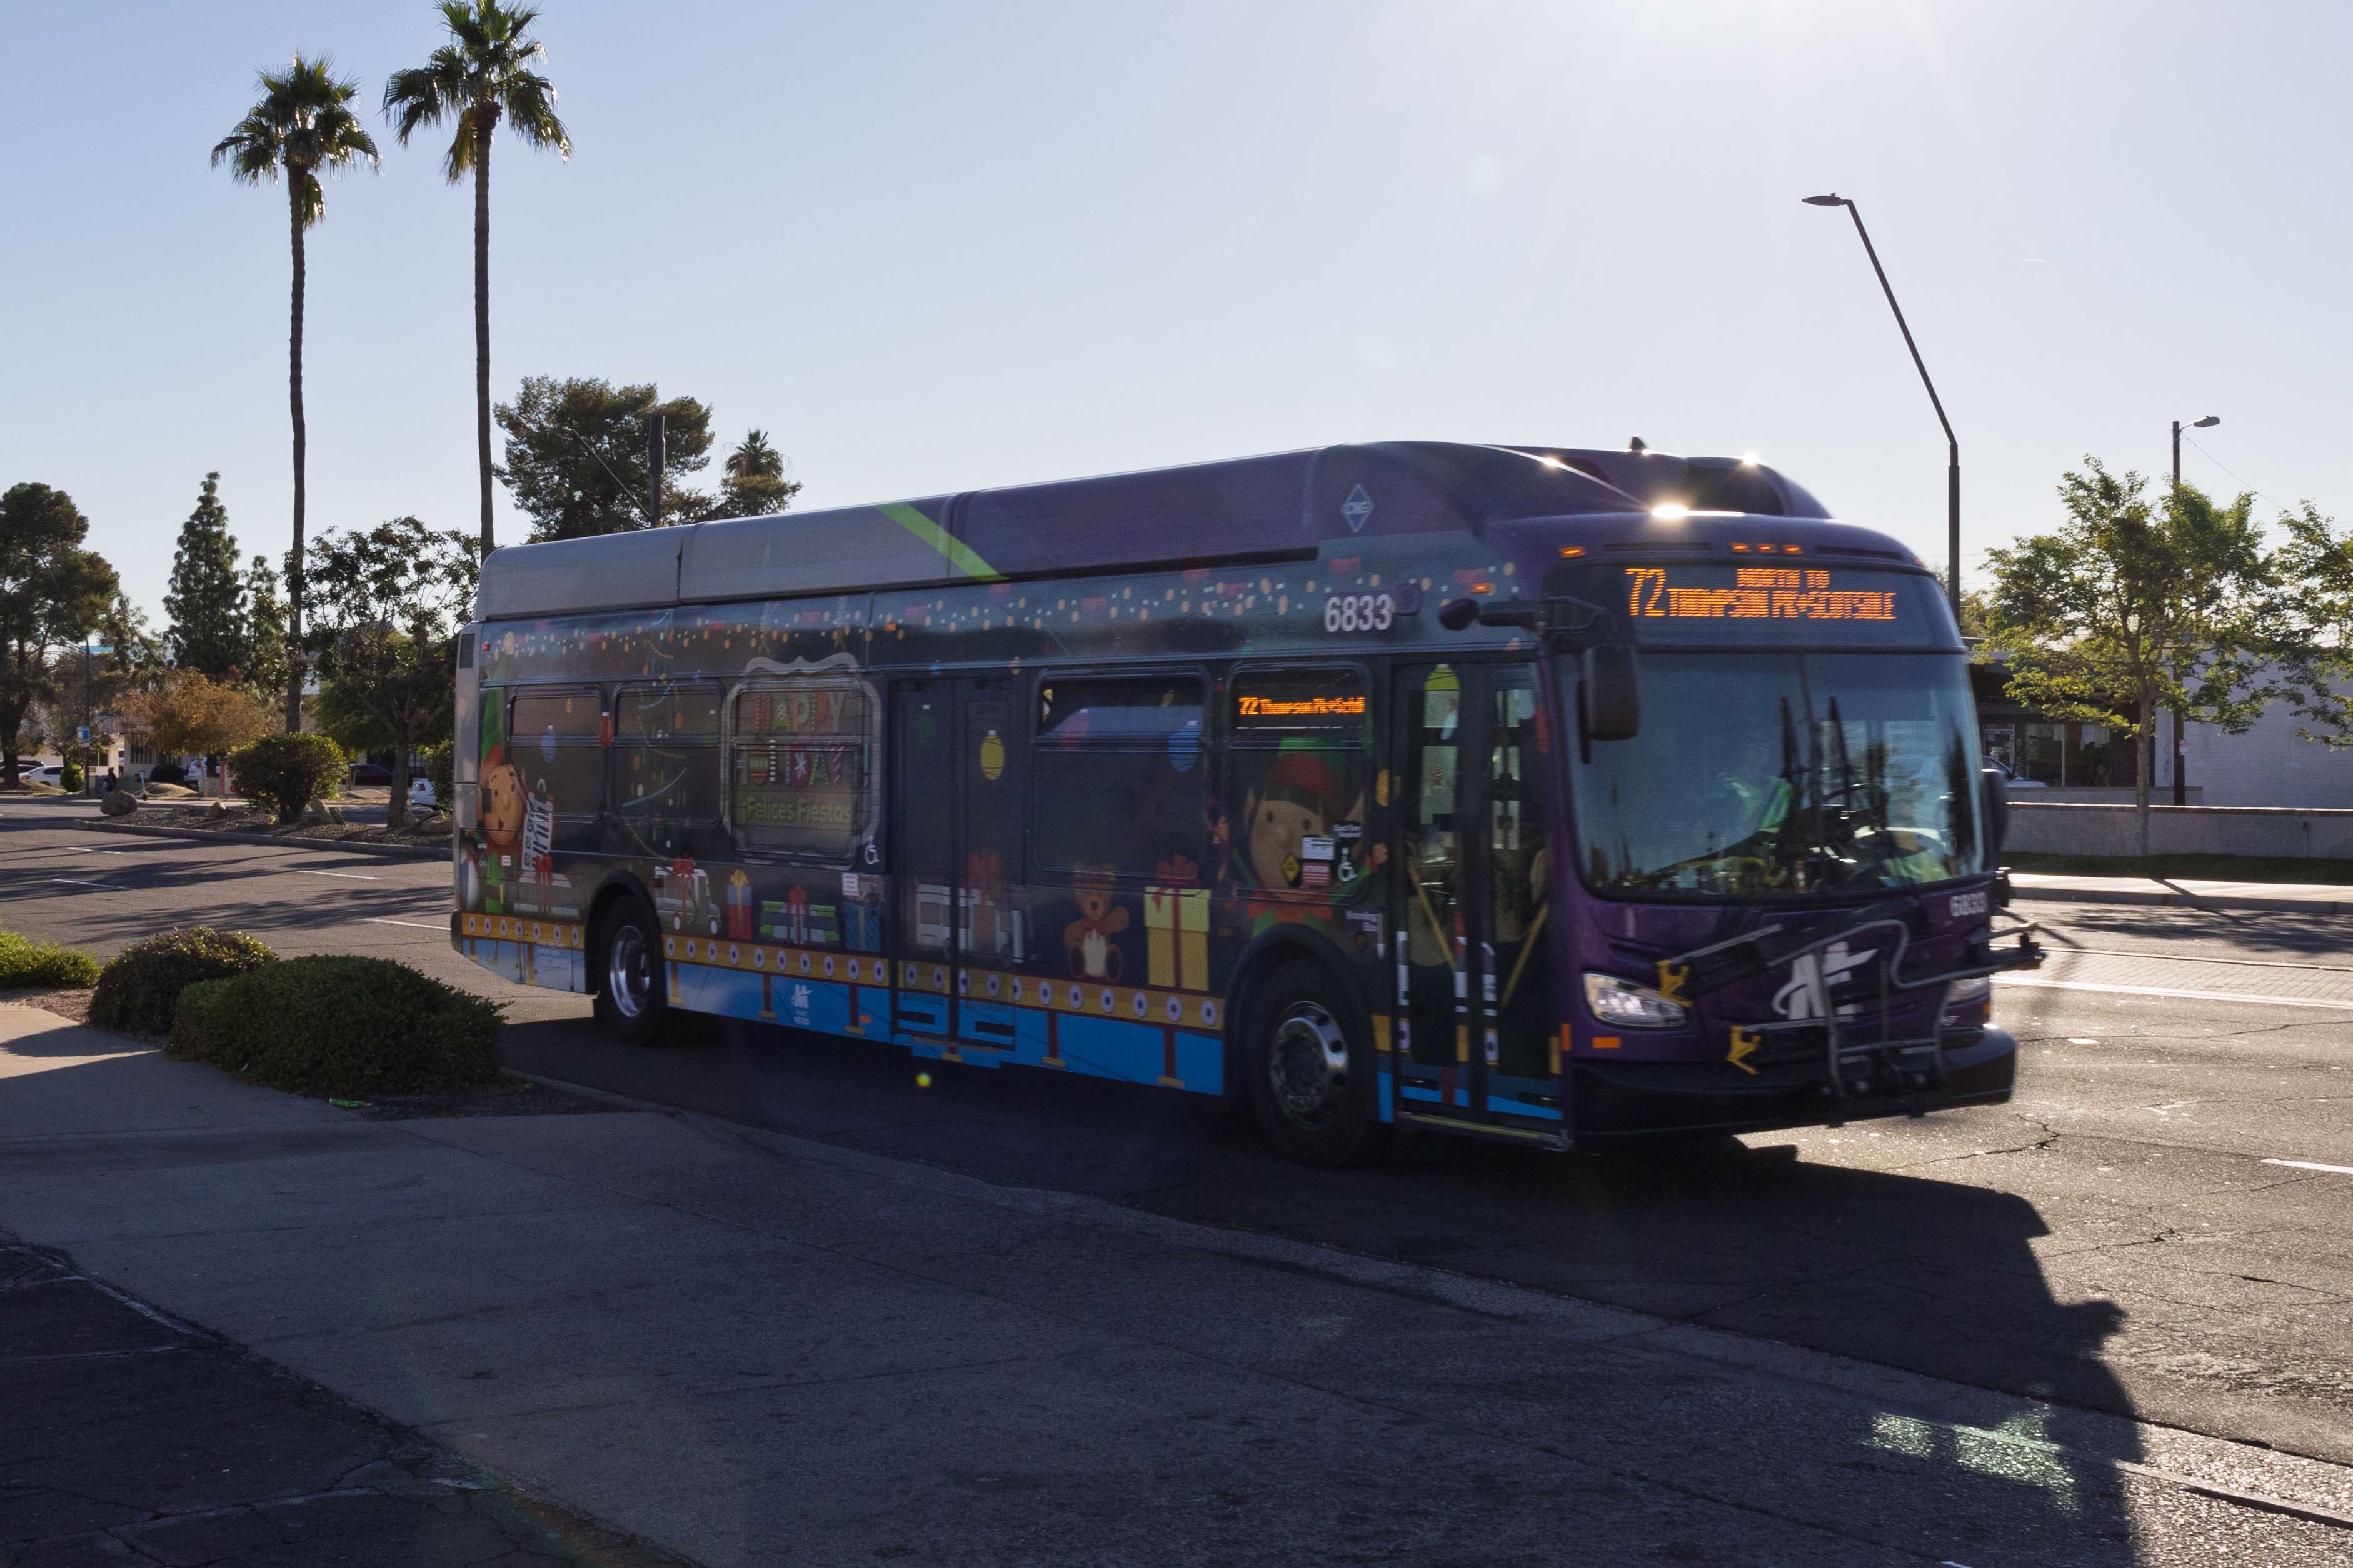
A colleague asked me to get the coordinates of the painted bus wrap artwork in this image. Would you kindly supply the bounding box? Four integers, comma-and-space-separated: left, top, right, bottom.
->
454, 441, 2033, 1156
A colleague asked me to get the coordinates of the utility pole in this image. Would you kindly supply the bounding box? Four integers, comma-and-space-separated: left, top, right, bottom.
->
646, 412, 666, 528
2170, 415, 2220, 806
1804, 194, 1960, 624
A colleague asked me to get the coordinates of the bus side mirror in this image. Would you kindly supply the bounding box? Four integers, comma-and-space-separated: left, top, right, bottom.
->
1582, 642, 1639, 741
1980, 765, 2010, 858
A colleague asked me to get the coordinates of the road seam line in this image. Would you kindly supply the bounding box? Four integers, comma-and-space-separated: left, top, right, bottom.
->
1997, 977, 2353, 1011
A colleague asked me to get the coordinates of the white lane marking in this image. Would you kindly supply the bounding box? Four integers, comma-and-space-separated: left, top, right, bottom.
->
290, 868, 379, 881
2262, 1158, 2353, 1177
65, 847, 131, 856
365, 917, 445, 930
1997, 976, 2353, 1012
46, 877, 116, 889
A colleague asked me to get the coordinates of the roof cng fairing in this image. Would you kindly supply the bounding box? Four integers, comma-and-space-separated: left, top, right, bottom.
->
472, 441, 1828, 621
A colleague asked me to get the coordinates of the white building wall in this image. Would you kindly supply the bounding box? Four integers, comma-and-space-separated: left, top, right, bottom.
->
2171, 691, 2353, 807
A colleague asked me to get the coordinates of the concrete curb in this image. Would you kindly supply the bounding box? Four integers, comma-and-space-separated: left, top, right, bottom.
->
2010, 881, 2353, 916
85, 817, 449, 862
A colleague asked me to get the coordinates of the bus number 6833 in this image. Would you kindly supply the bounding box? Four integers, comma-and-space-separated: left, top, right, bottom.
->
1324, 593, 1394, 633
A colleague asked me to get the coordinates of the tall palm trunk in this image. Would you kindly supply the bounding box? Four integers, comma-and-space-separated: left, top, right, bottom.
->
473, 121, 494, 556
286, 180, 308, 732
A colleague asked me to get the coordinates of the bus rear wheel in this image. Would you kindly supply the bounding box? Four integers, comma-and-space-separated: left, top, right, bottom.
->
1244, 961, 1390, 1169
592, 897, 670, 1046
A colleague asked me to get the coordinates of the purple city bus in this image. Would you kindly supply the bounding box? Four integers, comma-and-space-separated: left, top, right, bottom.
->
450, 441, 2041, 1165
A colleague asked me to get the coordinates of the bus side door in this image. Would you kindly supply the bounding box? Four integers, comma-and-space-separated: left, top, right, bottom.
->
1390, 661, 1563, 1137
888, 677, 1023, 1049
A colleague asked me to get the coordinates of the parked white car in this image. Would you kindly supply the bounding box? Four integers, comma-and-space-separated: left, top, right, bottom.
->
1983, 757, 2048, 790
408, 776, 439, 810
21, 764, 64, 787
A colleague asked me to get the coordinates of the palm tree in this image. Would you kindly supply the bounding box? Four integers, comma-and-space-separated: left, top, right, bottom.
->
725, 430, 784, 485
383, 2, 569, 559
715, 429, 802, 517
213, 56, 381, 731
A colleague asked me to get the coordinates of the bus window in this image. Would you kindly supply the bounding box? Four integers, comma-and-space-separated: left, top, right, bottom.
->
1224, 668, 1374, 899
615, 681, 724, 859
1031, 675, 1207, 879
501, 688, 603, 856
728, 679, 875, 862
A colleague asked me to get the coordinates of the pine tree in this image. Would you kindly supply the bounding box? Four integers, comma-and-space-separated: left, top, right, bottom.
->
243, 552, 289, 698
163, 474, 252, 679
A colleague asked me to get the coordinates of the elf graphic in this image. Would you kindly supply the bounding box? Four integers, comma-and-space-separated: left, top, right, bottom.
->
1218, 744, 1386, 937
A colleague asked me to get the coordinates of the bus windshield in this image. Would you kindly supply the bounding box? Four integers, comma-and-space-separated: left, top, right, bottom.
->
1565, 650, 1985, 901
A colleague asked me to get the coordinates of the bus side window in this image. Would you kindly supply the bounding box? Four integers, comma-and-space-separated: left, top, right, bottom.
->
613, 681, 725, 860
1224, 667, 1374, 899
501, 687, 604, 858
727, 679, 876, 863
1030, 676, 1208, 882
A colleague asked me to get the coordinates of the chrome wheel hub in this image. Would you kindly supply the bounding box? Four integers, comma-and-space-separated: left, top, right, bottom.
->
608, 924, 653, 1020
1268, 1001, 1349, 1129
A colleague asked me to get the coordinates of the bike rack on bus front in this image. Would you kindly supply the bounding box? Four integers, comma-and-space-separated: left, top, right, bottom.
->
1657, 902, 2043, 1111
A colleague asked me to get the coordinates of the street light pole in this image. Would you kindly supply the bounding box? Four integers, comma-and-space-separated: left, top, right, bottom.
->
2168, 414, 2221, 806
1803, 194, 1961, 624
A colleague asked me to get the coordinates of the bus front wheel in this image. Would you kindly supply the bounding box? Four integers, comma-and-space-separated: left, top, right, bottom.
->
592, 897, 670, 1046
1243, 961, 1390, 1169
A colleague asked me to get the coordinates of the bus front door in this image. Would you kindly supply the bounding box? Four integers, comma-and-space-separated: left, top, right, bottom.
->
1392, 661, 1563, 1141
889, 678, 1025, 1052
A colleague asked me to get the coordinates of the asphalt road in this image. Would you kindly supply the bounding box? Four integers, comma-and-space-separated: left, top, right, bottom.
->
6, 803, 2352, 1557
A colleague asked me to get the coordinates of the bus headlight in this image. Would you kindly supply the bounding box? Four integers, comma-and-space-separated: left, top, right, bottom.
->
1583, 972, 1688, 1029
1945, 975, 1992, 1006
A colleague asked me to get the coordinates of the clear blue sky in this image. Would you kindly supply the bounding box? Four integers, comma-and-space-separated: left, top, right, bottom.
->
6, 1, 2349, 626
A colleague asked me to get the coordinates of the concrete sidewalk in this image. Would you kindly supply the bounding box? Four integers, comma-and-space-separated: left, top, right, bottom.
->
4, 1005, 2351, 1566
2010, 870, 2353, 914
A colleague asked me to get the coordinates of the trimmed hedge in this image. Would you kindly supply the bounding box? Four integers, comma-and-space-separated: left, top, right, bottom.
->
89, 928, 276, 1033
171, 956, 503, 1096
0, 931, 99, 990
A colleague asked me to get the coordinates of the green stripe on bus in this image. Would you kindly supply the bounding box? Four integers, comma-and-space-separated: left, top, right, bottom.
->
879, 502, 1003, 581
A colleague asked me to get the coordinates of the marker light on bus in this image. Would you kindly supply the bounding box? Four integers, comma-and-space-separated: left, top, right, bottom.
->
1583, 972, 1688, 1029
1558, 546, 1586, 559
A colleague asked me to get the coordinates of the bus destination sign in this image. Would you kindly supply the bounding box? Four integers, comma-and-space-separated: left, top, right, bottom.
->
1625, 566, 1899, 626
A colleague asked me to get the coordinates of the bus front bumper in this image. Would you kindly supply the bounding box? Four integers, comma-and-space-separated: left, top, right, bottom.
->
1568, 1026, 2017, 1142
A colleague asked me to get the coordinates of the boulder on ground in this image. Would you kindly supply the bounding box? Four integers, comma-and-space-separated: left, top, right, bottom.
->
299, 799, 331, 826
99, 789, 137, 817
208, 801, 230, 819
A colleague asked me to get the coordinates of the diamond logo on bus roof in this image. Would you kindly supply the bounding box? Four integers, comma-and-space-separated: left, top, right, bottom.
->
1341, 484, 1374, 533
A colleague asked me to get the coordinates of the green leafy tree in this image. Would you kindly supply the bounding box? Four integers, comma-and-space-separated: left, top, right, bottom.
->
212, 56, 381, 730
0, 485, 120, 787
307, 517, 478, 828
710, 429, 803, 519
383, 1, 570, 556
1986, 461, 2273, 854
2270, 502, 2353, 749
493, 376, 713, 540
163, 473, 252, 678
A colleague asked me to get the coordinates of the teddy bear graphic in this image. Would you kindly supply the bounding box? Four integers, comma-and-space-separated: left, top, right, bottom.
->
1064, 866, 1128, 981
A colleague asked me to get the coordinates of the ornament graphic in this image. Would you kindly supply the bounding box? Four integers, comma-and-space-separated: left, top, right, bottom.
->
978, 728, 1005, 781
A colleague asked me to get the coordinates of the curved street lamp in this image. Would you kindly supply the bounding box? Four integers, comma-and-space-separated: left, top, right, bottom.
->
1803, 194, 1960, 623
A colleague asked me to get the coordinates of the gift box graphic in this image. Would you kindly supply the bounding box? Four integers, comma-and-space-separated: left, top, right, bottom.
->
726, 870, 756, 941
1144, 856, 1208, 991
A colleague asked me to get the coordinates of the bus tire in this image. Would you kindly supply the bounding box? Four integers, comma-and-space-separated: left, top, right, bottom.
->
591, 896, 670, 1046
1243, 959, 1390, 1169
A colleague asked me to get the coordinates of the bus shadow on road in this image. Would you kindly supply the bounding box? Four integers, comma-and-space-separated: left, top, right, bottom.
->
499, 1012, 2175, 1562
